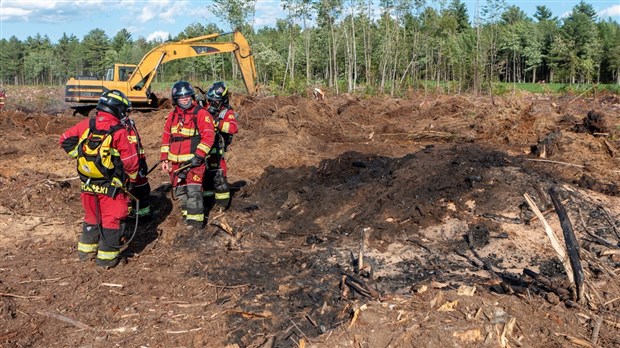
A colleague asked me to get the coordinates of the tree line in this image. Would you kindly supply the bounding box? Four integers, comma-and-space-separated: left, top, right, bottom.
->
0, 0, 618, 96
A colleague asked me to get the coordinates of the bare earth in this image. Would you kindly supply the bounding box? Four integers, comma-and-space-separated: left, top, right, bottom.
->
1, 87, 619, 347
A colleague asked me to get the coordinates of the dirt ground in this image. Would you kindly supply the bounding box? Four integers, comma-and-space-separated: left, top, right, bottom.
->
1, 87, 620, 348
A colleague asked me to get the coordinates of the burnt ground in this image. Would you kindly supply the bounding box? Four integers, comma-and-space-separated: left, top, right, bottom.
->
1, 87, 620, 348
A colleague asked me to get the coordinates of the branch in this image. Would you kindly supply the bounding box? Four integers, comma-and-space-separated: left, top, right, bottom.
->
523, 193, 575, 286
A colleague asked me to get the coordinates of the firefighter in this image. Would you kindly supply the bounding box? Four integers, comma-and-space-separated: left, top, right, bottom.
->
203, 82, 238, 212
160, 81, 215, 229
59, 90, 140, 268
125, 117, 152, 218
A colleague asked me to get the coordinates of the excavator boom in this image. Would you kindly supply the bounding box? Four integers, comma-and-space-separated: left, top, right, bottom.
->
65, 31, 257, 107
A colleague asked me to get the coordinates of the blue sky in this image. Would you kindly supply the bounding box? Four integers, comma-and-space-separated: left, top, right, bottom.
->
1, 0, 619, 43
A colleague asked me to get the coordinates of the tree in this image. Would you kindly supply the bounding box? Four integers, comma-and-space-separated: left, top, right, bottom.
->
446, 0, 470, 32
533, 5, 554, 22
210, 0, 257, 31
597, 19, 620, 84
82, 29, 110, 77
0, 37, 24, 84
559, 2, 601, 83
56, 33, 81, 82
314, 0, 343, 91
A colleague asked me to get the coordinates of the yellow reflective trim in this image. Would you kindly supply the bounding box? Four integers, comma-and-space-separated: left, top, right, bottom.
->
182, 210, 187, 216
167, 153, 194, 162
215, 192, 230, 200
178, 128, 198, 136
186, 214, 204, 222
221, 123, 230, 133
108, 93, 129, 106
110, 148, 120, 156
197, 144, 210, 153
97, 250, 120, 260
137, 206, 151, 215
127, 172, 138, 180
68, 147, 78, 158
78, 242, 98, 253
161, 146, 170, 152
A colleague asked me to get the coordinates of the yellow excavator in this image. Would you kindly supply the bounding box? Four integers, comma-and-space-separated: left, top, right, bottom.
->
65, 31, 257, 113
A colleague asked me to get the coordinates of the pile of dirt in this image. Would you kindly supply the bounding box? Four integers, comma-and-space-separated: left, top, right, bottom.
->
1, 88, 620, 347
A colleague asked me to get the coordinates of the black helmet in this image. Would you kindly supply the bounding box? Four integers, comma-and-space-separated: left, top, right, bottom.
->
171, 81, 195, 110
206, 81, 229, 114
97, 90, 131, 119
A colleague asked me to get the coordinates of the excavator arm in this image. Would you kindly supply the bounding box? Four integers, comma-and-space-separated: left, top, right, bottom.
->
128, 31, 257, 96
65, 31, 257, 108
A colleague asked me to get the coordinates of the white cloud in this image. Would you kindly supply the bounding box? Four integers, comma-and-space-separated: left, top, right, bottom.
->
138, 6, 156, 23
0, 0, 104, 22
0, 7, 33, 18
146, 30, 169, 42
598, 5, 620, 18
253, 1, 285, 28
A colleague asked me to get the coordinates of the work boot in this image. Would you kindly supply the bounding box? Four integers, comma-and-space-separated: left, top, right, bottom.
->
96, 257, 120, 269
186, 219, 204, 230
78, 252, 96, 262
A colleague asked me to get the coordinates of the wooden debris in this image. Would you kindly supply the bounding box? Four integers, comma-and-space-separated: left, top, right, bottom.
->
101, 283, 124, 288
342, 273, 381, 300
599, 206, 620, 239
103, 326, 138, 333
348, 307, 360, 328
453, 329, 483, 344
457, 285, 477, 297
340, 275, 349, 299
559, 334, 593, 347
227, 309, 273, 319
1, 292, 43, 300
549, 186, 585, 302
590, 316, 603, 346
37, 310, 91, 330
166, 328, 202, 334
525, 158, 585, 169
176, 301, 215, 308
438, 300, 458, 312
357, 227, 370, 275
578, 208, 617, 248
211, 218, 235, 236
600, 249, 620, 256
523, 193, 575, 286
523, 268, 571, 301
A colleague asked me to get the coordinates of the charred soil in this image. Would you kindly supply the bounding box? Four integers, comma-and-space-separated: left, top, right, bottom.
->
1, 88, 620, 347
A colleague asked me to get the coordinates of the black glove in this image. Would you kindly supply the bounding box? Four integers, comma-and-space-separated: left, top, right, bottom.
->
188, 155, 205, 168
138, 158, 148, 178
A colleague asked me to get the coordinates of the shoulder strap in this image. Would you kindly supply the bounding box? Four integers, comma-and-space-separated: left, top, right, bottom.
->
191, 105, 203, 136
89, 117, 97, 133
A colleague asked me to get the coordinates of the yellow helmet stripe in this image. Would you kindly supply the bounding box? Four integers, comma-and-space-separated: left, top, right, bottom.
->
108, 93, 129, 106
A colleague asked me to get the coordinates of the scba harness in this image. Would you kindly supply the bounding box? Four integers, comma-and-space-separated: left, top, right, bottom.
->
76, 118, 125, 196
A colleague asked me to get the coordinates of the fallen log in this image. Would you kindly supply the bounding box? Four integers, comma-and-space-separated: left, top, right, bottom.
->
549, 186, 585, 303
